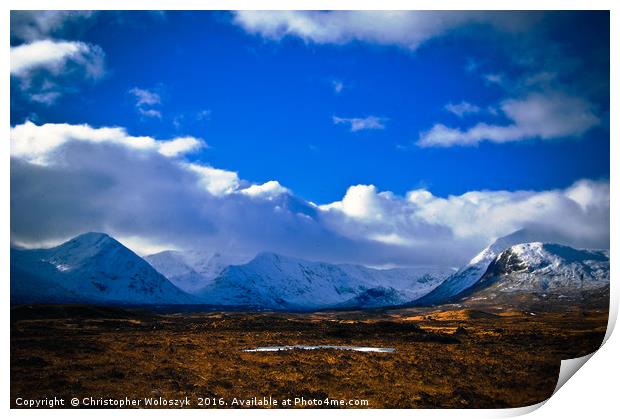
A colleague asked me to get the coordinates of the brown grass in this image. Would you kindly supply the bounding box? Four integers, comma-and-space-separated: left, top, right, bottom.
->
10, 305, 607, 409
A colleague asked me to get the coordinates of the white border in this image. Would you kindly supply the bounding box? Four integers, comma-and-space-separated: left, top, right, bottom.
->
2, 2, 617, 418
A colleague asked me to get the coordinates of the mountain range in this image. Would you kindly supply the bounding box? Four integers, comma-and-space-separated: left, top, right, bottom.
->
10, 230, 610, 310
192, 252, 453, 310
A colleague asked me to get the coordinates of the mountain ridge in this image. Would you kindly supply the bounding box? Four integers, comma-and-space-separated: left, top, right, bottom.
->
194, 251, 453, 310
10, 231, 610, 311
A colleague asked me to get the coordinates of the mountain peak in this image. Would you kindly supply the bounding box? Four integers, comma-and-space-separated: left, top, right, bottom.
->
45, 232, 133, 268
11, 231, 192, 304
486, 228, 578, 256
472, 242, 610, 297
415, 228, 579, 306
502, 242, 608, 269
69, 232, 115, 247
49, 232, 121, 257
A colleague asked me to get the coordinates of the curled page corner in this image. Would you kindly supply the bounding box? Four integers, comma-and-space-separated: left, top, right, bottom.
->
551, 282, 618, 397
504, 353, 600, 419
500, 400, 546, 417
553, 353, 595, 395
551, 306, 614, 397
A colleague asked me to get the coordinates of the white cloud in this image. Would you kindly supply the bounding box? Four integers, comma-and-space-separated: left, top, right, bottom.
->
184, 163, 241, 196
29, 91, 62, 105
10, 39, 105, 104
445, 101, 481, 117
11, 122, 353, 265
10, 121, 609, 268
319, 180, 609, 254
333, 115, 386, 132
129, 87, 161, 106
320, 185, 386, 220
10, 121, 204, 165
418, 92, 600, 147
158, 137, 204, 157
10, 39, 103, 77
232, 11, 534, 51
129, 87, 163, 118
565, 180, 609, 212
241, 180, 290, 199
501, 93, 600, 138
138, 109, 162, 118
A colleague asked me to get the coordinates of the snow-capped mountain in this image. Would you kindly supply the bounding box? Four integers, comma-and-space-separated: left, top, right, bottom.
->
145, 250, 251, 293
12, 230, 607, 311
466, 242, 609, 297
11, 232, 193, 305
194, 252, 453, 310
414, 229, 570, 305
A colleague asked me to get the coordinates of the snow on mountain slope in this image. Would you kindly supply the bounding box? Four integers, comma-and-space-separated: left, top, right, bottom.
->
414, 229, 569, 305
145, 250, 251, 293
184, 250, 250, 281
144, 250, 205, 293
195, 252, 453, 309
470, 242, 609, 296
11, 232, 194, 305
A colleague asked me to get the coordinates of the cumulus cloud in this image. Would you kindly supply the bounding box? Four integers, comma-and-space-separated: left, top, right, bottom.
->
319, 180, 610, 255
10, 121, 609, 267
11, 39, 105, 104
10, 126, 353, 263
418, 92, 600, 147
241, 180, 290, 199
232, 11, 536, 50
10, 11, 106, 104
11, 121, 204, 164
333, 115, 386, 132
11, 39, 104, 77
184, 163, 241, 196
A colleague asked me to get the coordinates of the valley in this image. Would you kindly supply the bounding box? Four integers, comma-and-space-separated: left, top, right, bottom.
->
10, 301, 608, 409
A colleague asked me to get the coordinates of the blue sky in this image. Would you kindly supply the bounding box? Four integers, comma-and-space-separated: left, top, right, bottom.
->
10, 11, 610, 266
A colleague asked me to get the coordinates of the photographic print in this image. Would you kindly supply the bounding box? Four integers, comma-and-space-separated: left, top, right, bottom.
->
9, 10, 610, 409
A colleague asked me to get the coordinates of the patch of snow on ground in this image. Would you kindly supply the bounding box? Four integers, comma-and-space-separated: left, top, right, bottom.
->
243, 345, 396, 353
